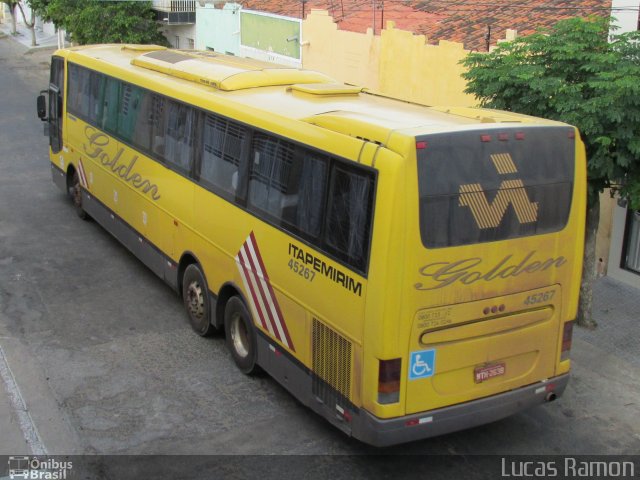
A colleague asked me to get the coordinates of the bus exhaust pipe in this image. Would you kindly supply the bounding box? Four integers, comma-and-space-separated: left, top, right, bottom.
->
545, 392, 557, 402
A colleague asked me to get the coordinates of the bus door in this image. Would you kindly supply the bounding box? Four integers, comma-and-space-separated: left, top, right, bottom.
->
48, 56, 65, 154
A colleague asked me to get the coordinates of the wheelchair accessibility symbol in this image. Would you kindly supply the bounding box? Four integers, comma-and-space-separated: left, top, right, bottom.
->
409, 349, 436, 380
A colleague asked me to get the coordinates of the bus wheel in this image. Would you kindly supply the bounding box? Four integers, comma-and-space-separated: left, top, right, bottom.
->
182, 264, 215, 337
224, 296, 258, 375
70, 170, 88, 220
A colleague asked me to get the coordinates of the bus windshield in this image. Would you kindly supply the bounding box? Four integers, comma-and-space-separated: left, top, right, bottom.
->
417, 126, 575, 248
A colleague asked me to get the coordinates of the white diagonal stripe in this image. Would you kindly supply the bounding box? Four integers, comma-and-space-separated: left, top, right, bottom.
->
245, 238, 287, 345
235, 255, 262, 329
239, 247, 275, 336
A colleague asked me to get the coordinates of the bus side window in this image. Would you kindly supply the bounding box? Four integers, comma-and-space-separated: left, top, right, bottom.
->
248, 133, 296, 221
163, 100, 194, 174
117, 82, 152, 153
325, 164, 374, 272
200, 113, 246, 197
101, 77, 120, 133
284, 148, 327, 237
68, 64, 89, 119
86, 72, 104, 125
150, 94, 166, 158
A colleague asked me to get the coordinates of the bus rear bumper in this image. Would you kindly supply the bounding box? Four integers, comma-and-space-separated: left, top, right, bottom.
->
352, 374, 570, 447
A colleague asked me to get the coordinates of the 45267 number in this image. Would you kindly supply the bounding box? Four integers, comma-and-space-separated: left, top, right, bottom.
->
288, 259, 316, 282
524, 290, 555, 305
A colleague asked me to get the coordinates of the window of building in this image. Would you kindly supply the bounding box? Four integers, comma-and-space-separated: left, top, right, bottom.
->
622, 210, 640, 274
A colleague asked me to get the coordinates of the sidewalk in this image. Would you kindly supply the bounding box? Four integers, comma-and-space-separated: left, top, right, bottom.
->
579, 276, 640, 367
0, 18, 58, 51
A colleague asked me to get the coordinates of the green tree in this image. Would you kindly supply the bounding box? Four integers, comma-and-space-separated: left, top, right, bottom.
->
35, 0, 168, 45
1, 0, 18, 35
1, 0, 50, 45
461, 16, 640, 327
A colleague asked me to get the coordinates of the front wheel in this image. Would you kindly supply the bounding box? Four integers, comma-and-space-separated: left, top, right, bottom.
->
224, 296, 259, 375
182, 264, 215, 336
70, 170, 89, 220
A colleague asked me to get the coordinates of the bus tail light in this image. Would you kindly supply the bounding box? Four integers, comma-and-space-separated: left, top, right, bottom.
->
378, 358, 401, 404
561, 320, 575, 361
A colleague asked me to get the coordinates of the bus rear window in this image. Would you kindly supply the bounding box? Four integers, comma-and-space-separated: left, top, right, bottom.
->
417, 127, 575, 248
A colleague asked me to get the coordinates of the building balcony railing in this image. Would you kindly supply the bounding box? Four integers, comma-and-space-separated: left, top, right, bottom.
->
151, 0, 196, 13
152, 0, 196, 24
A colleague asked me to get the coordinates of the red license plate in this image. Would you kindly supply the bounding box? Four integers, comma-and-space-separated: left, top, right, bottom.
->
474, 363, 506, 383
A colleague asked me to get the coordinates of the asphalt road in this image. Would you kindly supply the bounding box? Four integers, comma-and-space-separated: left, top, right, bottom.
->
0, 38, 638, 479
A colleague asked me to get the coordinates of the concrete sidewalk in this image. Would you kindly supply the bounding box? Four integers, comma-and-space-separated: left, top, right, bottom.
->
0, 18, 59, 51
579, 276, 640, 368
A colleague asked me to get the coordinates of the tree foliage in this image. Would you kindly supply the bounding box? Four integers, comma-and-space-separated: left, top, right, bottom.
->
461, 16, 640, 210
34, 0, 168, 45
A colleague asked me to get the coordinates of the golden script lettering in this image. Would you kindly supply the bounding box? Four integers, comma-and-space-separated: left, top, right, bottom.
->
415, 251, 567, 290
82, 126, 161, 200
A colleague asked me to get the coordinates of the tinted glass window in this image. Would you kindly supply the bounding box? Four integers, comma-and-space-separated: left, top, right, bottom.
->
248, 133, 296, 219
67, 65, 104, 123
49, 57, 64, 153
325, 165, 374, 271
86, 72, 104, 124
247, 133, 328, 238
200, 113, 246, 196
67, 64, 88, 118
100, 77, 120, 133
417, 127, 575, 248
163, 100, 194, 173
117, 82, 151, 151
285, 149, 327, 237
150, 94, 166, 158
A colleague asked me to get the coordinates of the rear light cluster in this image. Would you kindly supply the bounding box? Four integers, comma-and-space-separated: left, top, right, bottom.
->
561, 320, 575, 361
378, 358, 401, 404
480, 132, 526, 142
483, 304, 506, 315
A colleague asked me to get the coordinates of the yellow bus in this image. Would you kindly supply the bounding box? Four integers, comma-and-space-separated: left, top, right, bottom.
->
37, 45, 585, 446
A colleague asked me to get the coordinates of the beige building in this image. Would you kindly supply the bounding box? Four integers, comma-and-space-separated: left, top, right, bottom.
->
596, 2, 640, 289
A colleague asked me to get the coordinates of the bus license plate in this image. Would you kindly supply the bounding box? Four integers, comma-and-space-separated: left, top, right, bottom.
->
474, 363, 506, 383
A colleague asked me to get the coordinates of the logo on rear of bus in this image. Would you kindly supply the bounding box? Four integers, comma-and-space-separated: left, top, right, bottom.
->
458, 152, 538, 229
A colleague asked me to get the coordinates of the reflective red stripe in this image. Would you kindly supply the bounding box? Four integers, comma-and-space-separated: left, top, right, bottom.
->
236, 233, 295, 351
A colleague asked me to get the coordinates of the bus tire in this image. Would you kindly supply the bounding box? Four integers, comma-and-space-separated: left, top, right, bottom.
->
224, 296, 259, 375
70, 170, 89, 220
182, 264, 215, 337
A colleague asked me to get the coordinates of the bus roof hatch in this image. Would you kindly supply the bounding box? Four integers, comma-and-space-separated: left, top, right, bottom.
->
130, 50, 334, 91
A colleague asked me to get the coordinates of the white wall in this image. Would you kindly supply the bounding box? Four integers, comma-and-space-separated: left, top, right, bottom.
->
611, 0, 638, 33
161, 24, 196, 49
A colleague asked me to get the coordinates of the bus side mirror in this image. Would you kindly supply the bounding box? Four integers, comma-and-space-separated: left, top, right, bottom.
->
37, 93, 47, 121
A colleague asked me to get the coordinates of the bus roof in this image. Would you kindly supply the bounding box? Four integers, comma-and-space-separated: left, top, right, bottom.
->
61, 44, 566, 144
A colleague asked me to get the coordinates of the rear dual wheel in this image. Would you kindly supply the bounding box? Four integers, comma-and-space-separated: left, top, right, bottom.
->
181, 267, 258, 374
224, 296, 259, 375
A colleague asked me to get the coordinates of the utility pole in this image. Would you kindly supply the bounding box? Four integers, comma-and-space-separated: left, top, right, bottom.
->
485, 24, 492, 51
372, 0, 376, 35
